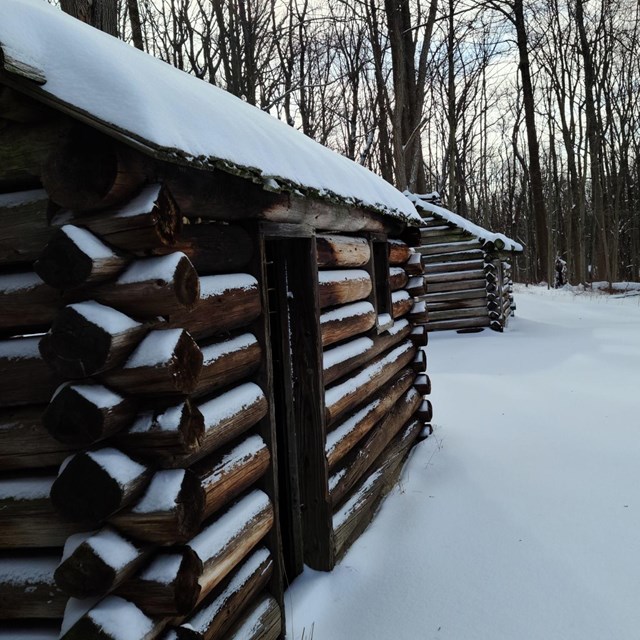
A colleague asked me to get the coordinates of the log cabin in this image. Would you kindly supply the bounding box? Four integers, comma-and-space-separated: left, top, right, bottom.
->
407, 192, 523, 333
0, 2, 432, 638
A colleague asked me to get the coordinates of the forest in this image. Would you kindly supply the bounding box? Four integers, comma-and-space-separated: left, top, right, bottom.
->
57, 0, 640, 285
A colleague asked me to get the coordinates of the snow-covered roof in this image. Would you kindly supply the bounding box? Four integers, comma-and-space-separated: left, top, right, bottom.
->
407, 192, 523, 252
0, 0, 420, 225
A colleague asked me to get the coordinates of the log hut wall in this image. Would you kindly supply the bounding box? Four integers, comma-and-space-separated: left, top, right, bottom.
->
0, 94, 283, 640
0, 84, 430, 638
410, 197, 521, 333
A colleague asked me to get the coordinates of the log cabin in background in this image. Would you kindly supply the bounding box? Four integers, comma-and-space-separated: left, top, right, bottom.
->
407, 193, 523, 333
0, 2, 432, 638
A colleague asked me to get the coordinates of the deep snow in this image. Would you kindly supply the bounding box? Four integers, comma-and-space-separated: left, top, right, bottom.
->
285, 285, 640, 640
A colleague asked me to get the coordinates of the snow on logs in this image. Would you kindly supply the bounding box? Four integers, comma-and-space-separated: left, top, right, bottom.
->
35, 225, 128, 290
112, 435, 270, 544
114, 490, 274, 617
50, 183, 182, 254
55, 527, 147, 598
51, 448, 151, 524
325, 369, 415, 470
320, 301, 376, 347
322, 319, 411, 385
0, 271, 60, 334
0, 476, 83, 548
329, 387, 421, 507
0, 336, 61, 407
168, 274, 261, 340
174, 547, 273, 640
0, 555, 66, 619
39, 301, 147, 379
44, 383, 135, 446
103, 329, 203, 396
324, 341, 416, 425
318, 269, 372, 309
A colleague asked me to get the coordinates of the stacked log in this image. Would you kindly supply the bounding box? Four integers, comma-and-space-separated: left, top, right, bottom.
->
0, 116, 281, 639
315, 235, 431, 564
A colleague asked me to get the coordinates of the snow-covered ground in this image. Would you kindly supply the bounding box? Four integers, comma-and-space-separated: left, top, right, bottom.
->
285, 285, 640, 640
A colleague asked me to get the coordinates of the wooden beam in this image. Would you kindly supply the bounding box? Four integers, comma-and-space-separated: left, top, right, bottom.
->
316, 234, 370, 268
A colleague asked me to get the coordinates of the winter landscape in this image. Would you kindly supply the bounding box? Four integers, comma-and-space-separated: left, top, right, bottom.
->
286, 285, 640, 640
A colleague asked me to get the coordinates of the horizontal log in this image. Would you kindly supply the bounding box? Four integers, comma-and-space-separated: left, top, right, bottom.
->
427, 316, 491, 331
415, 239, 484, 257
51, 447, 151, 524
39, 301, 148, 378
425, 278, 487, 294
59, 595, 165, 640
388, 239, 411, 265
0, 120, 67, 192
427, 306, 489, 322
113, 434, 269, 543
177, 383, 268, 467
110, 468, 204, 544
51, 183, 181, 254
388, 267, 409, 292
0, 476, 83, 547
419, 287, 487, 304
0, 189, 52, 266
118, 400, 205, 465
55, 527, 147, 598
34, 225, 128, 290
0, 336, 61, 407
42, 126, 148, 211
262, 194, 390, 233
332, 418, 422, 559
0, 271, 61, 335
406, 275, 426, 297
168, 274, 261, 340
92, 252, 200, 317
427, 297, 491, 312
175, 547, 273, 640
326, 369, 414, 470
391, 290, 412, 319
323, 319, 411, 385
318, 269, 372, 309
43, 382, 136, 446
408, 300, 428, 324
325, 340, 416, 425
417, 399, 433, 422
159, 223, 254, 274
420, 229, 471, 245
414, 374, 431, 395
223, 594, 281, 640
117, 548, 202, 616
409, 325, 429, 347
490, 320, 504, 333
0, 555, 66, 619
316, 234, 370, 268
412, 350, 427, 373
424, 268, 485, 284
194, 333, 262, 398
330, 387, 421, 507
103, 329, 203, 396
320, 301, 376, 347
426, 258, 485, 274
403, 252, 424, 275
0, 405, 76, 470
190, 490, 274, 606
194, 434, 270, 522
421, 249, 485, 264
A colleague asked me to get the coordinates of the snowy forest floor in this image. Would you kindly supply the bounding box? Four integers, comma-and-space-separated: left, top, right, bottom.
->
284, 285, 640, 640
